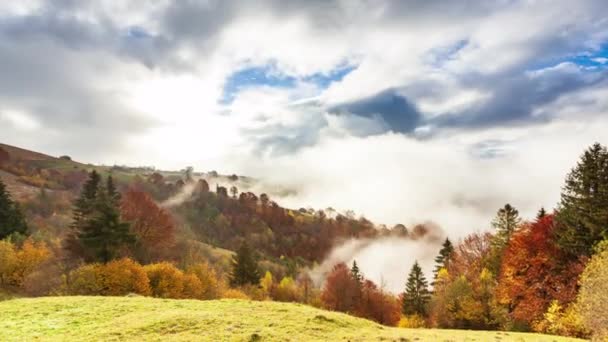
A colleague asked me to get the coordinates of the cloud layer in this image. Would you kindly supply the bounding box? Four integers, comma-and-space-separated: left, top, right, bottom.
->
1, 1, 608, 255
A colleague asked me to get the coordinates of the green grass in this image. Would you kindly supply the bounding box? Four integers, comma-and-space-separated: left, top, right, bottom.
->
0, 297, 586, 342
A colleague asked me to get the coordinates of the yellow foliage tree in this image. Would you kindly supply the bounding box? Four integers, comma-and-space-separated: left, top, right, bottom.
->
0, 239, 50, 290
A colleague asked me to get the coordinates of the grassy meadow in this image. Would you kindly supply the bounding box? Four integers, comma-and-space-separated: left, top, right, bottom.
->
0, 296, 586, 341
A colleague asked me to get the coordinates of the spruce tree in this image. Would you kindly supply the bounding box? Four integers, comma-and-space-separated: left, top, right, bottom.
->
402, 261, 430, 316
536, 207, 547, 220
491, 204, 521, 248
350, 260, 363, 285
78, 183, 134, 262
66, 171, 133, 262
432, 238, 454, 283
0, 178, 28, 239
230, 242, 261, 286
487, 204, 521, 275
555, 143, 608, 257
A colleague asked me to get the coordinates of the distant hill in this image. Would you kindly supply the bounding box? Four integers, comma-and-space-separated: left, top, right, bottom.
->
0, 297, 585, 342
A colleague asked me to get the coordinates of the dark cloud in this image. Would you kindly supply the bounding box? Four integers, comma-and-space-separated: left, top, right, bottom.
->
431, 65, 608, 129
330, 89, 422, 134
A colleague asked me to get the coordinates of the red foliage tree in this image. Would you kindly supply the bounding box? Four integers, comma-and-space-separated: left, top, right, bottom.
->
496, 215, 584, 325
120, 188, 176, 263
321, 263, 358, 313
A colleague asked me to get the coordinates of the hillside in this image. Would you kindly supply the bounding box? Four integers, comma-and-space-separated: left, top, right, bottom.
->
0, 297, 586, 342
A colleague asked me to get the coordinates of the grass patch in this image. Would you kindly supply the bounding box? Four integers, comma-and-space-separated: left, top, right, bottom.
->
0, 296, 588, 341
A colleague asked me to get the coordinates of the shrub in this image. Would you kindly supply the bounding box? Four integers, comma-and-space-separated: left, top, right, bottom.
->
0, 239, 50, 291
100, 258, 150, 296
144, 262, 184, 298
182, 273, 203, 299
69, 259, 150, 296
69, 264, 104, 295
398, 314, 427, 328
187, 262, 221, 300
222, 288, 250, 300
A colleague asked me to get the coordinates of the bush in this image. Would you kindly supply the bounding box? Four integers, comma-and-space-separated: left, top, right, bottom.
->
398, 314, 427, 328
182, 273, 203, 299
100, 258, 150, 296
534, 301, 588, 338
69, 259, 150, 296
69, 264, 104, 295
0, 239, 50, 291
222, 288, 250, 300
187, 262, 222, 300
144, 262, 184, 299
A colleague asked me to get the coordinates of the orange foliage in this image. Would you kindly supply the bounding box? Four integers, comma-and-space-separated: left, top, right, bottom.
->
68, 258, 150, 296
120, 188, 175, 262
321, 263, 358, 313
496, 215, 583, 326
144, 262, 185, 298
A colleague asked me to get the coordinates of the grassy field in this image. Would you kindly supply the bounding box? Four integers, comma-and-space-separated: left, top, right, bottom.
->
0, 297, 586, 342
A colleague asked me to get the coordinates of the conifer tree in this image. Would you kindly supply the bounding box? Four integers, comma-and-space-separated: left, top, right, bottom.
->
536, 207, 547, 220
229, 242, 261, 286
487, 204, 521, 275
66, 171, 133, 262
432, 238, 454, 284
402, 261, 430, 316
78, 183, 134, 262
350, 260, 363, 285
0, 178, 28, 239
555, 143, 608, 258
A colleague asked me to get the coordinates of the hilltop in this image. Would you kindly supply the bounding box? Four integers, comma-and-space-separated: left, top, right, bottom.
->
0, 296, 585, 342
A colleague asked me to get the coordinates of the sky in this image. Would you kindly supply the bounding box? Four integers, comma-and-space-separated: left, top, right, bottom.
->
1, 0, 608, 239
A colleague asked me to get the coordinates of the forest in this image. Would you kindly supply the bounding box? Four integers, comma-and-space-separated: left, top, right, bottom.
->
0, 142, 607, 341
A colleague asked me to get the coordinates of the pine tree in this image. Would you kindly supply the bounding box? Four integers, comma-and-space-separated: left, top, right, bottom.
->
555, 143, 608, 257
402, 261, 430, 316
66, 171, 133, 262
229, 242, 261, 286
487, 204, 521, 276
350, 260, 363, 285
491, 204, 521, 248
432, 238, 454, 283
536, 207, 547, 220
70, 170, 101, 230
78, 183, 134, 262
0, 178, 28, 239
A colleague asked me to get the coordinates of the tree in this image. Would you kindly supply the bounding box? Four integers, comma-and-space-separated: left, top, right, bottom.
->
67, 172, 134, 262
350, 260, 363, 285
555, 143, 608, 258
488, 204, 521, 276
496, 215, 582, 327
0, 179, 28, 239
402, 261, 430, 316
536, 207, 547, 220
577, 240, 608, 340
120, 188, 175, 263
433, 238, 454, 283
321, 263, 358, 313
229, 242, 261, 287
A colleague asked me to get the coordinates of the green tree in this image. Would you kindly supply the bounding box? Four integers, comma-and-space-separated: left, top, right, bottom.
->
229, 242, 260, 287
432, 238, 454, 283
0, 178, 28, 239
488, 204, 520, 275
78, 185, 134, 263
536, 207, 547, 220
350, 260, 363, 285
555, 143, 608, 257
402, 261, 430, 316
70, 170, 101, 230
67, 171, 133, 262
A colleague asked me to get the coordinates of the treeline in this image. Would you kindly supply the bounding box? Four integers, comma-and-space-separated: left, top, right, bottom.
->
1, 143, 607, 340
